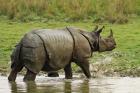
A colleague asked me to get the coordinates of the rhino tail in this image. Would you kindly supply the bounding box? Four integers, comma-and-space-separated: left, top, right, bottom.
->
11, 42, 22, 69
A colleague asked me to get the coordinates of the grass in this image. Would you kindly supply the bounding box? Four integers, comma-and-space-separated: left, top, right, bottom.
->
0, 0, 138, 23
0, 18, 140, 75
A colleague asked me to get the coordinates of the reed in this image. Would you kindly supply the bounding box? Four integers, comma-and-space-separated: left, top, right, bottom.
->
0, 0, 137, 22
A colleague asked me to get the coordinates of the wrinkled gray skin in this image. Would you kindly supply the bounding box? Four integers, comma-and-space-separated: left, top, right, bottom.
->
8, 26, 116, 81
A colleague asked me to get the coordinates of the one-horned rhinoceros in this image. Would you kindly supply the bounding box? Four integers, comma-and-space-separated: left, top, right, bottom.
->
8, 26, 116, 81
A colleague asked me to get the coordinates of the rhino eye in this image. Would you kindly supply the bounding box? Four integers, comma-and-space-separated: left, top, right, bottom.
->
105, 39, 110, 42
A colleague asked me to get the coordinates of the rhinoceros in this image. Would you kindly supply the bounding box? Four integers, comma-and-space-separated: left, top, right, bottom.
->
8, 26, 116, 81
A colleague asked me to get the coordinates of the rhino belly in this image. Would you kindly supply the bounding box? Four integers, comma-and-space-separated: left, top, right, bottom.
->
35, 29, 74, 70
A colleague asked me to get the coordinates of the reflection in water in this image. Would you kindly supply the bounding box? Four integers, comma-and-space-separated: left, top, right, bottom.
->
64, 81, 71, 93
26, 82, 38, 93
79, 80, 89, 93
9, 79, 91, 93
10, 82, 17, 93
10, 81, 37, 93
64, 80, 90, 93
10, 82, 26, 93
0, 76, 140, 93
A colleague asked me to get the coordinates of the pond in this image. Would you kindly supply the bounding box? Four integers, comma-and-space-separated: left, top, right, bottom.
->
0, 75, 140, 93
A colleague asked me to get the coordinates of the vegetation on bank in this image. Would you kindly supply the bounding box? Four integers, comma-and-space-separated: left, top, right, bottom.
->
0, 0, 139, 23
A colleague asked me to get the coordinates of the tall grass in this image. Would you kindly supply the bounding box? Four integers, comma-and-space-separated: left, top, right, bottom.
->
0, 0, 137, 23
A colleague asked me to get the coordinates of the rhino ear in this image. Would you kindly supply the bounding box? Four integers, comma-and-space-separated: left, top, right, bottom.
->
92, 25, 98, 32
108, 29, 113, 37
95, 26, 105, 35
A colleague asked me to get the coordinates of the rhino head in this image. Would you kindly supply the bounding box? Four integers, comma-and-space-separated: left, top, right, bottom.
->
90, 26, 116, 52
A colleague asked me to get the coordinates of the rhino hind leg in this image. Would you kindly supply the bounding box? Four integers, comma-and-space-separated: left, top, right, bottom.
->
8, 69, 18, 81
8, 64, 23, 81
23, 69, 37, 81
75, 59, 91, 78
64, 63, 72, 79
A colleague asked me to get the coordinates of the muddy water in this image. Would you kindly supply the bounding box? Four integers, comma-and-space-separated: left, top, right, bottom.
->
0, 75, 140, 93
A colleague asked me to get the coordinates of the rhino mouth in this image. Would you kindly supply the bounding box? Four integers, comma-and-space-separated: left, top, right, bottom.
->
107, 46, 116, 51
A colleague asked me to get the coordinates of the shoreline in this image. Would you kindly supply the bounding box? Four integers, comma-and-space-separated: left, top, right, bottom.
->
1, 66, 140, 77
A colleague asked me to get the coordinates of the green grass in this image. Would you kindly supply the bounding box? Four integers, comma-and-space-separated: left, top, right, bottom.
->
0, 18, 140, 74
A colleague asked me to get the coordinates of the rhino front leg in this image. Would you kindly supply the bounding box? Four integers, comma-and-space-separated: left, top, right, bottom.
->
75, 59, 91, 78
23, 69, 37, 81
64, 63, 72, 79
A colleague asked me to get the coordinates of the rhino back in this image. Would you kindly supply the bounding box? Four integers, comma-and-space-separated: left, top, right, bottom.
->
22, 31, 43, 48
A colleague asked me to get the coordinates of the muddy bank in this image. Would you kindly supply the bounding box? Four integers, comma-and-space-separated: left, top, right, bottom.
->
76, 51, 140, 77
0, 67, 8, 76
1, 51, 140, 77
1, 64, 140, 77
71, 63, 140, 78
89, 63, 140, 77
